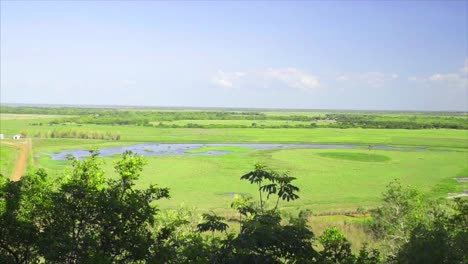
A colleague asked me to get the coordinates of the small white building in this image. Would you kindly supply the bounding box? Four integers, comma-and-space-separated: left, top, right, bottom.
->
12, 134, 22, 140
0, 134, 4, 140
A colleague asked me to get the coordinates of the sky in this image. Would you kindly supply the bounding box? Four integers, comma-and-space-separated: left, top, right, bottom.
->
1, 1, 467, 111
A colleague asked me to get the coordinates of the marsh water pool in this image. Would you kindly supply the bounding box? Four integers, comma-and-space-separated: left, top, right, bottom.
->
48, 143, 429, 160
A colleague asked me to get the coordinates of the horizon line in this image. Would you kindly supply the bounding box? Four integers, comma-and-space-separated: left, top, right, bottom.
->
0, 102, 466, 113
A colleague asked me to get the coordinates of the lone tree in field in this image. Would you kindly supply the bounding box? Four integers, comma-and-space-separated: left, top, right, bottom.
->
211, 163, 317, 263
240, 163, 299, 213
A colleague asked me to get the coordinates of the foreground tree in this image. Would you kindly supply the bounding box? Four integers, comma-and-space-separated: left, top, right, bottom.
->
0, 151, 170, 264
150, 205, 218, 263
40, 151, 170, 263
0, 170, 51, 264
318, 227, 355, 264
396, 198, 467, 264
211, 163, 318, 263
372, 180, 468, 264
3, 155, 466, 263
39, 151, 106, 263
96, 152, 170, 262
240, 163, 300, 214
371, 180, 428, 257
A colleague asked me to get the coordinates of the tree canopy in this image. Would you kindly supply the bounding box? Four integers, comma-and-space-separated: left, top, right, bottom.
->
0, 152, 466, 263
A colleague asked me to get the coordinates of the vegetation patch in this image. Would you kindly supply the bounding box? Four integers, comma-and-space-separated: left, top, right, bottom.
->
3, 106, 466, 129
33, 129, 120, 140
317, 152, 391, 162
0, 144, 19, 177
430, 177, 465, 197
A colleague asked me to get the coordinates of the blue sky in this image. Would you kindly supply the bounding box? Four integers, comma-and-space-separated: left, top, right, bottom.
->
1, 1, 467, 110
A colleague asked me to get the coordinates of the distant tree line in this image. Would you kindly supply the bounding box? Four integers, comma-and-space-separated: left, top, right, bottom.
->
1, 152, 466, 263
1, 106, 467, 129
33, 129, 121, 140
0, 106, 110, 116
319, 114, 468, 129
53, 112, 467, 130
153, 122, 316, 129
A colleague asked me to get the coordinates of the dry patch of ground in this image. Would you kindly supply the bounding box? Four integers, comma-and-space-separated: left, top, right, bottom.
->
448, 190, 468, 199
0, 139, 30, 181
454, 178, 468, 183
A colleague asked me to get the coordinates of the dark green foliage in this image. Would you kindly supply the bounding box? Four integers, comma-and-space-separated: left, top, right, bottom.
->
150, 206, 225, 263
0, 170, 50, 264
221, 213, 317, 263
241, 163, 274, 185
371, 180, 428, 256
316, 227, 382, 264
396, 198, 468, 264
1, 154, 466, 263
321, 113, 468, 129
318, 227, 355, 264
197, 213, 229, 235
230, 164, 317, 263
355, 244, 382, 264
274, 173, 300, 203
1, 151, 169, 263
241, 163, 300, 212
372, 180, 468, 264
231, 195, 256, 217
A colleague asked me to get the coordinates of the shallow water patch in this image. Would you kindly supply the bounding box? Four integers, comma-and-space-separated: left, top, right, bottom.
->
47, 143, 428, 161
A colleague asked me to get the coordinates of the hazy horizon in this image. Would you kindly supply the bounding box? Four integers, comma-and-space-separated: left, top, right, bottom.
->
2, 102, 468, 113
1, 1, 467, 111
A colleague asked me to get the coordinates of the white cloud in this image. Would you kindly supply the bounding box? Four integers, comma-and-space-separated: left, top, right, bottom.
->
408, 76, 424, 82
212, 67, 320, 92
428, 73, 468, 88
336, 72, 398, 87
408, 58, 468, 89
461, 58, 468, 74
212, 70, 246, 88
428, 73, 461, 82
262, 68, 320, 91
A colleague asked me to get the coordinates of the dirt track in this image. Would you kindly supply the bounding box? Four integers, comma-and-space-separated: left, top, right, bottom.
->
1, 139, 30, 181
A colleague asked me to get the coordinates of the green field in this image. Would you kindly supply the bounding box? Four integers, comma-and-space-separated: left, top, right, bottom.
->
34, 144, 468, 214
316, 152, 391, 162
1, 111, 467, 214
0, 144, 19, 177
2, 116, 468, 150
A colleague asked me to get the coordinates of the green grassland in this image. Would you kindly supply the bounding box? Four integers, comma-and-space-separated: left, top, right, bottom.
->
1, 111, 467, 215
0, 143, 19, 177
317, 152, 391, 162
2, 117, 468, 150
35, 146, 467, 214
